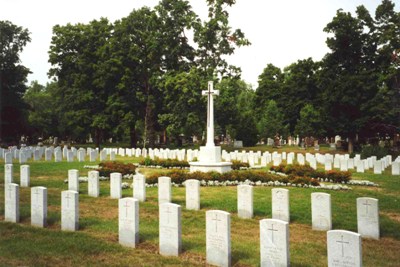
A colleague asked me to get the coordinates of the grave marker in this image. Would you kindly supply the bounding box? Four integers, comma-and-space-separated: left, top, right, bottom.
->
159, 203, 181, 256
110, 172, 122, 199
260, 219, 290, 267
206, 210, 231, 267
5, 183, 19, 223
31, 186, 47, 227
133, 174, 146, 201
185, 179, 200, 210
237, 184, 253, 219
119, 197, 139, 247
61, 190, 79, 231
20, 165, 30, 187
272, 188, 290, 222
88, 171, 100, 197
311, 192, 332, 231
158, 176, 172, 205
357, 197, 379, 239
327, 230, 362, 267
68, 169, 79, 192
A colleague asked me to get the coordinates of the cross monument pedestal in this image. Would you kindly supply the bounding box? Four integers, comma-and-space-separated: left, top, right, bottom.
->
189, 81, 232, 173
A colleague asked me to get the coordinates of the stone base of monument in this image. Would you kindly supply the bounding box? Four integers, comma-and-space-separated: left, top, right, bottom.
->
189, 146, 232, 173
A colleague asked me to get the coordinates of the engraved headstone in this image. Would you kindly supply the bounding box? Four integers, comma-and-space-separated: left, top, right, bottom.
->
185, 179, 200, 210
110, 172, 122, 199
88, 171, 100, 197
61, 190, 79, 231
158, 176, 172, 205
311, 192, 332, 231
206, 210, 231, 267
392, 162, 400, 175
260, 218, 289, 267
237, 184, 253, 219
272, 188, 290, 222
133, 174, 146, 202
119, 197, 139, 247
357, 197, 379, 239
31, 186, 47, 227
5, 183, 19, 222
68, 169, 79, 192
159, 203, 181, 256
4, 163, 13, 184
327, 230, 362, 267
20, 165, 30, 187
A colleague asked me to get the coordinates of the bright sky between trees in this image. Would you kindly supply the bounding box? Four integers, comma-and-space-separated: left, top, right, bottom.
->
1, 0, 394, 88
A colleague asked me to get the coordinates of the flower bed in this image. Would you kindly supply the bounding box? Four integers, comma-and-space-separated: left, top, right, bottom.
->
96, 161, 137, 177
270, 164, 351, 183
139, 158, 190, 169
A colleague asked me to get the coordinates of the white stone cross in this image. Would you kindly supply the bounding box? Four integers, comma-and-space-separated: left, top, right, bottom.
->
202, 81, 219, 147
336, 235, 349, 257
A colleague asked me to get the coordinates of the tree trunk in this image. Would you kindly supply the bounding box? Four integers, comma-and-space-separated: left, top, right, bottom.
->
348, 138, 354, 154
143, 83, 155, 149
95, 128, 101, 150
130, 125, 137, 148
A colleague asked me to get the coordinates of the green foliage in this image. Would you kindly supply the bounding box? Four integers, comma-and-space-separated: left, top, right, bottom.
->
294, 104, 325, 137
360, 145, 390, 159
257, 100, 288, 140
230, 160, 249, 170
0, 20, 31, 143
235, 111, 259, 146
139, 158, 190, 169
145, 169, 319, 186
97, 161, 137, 177
270, 164, 351, 183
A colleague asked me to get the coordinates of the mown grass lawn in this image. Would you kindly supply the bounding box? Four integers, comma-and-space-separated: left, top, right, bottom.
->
0, 155, 399, 266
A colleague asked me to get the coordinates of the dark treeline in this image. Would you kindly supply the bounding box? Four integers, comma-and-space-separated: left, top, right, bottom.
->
0, 0, 399, 153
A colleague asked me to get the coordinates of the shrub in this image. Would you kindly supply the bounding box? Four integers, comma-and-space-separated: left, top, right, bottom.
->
360, 145, 389, 159
326, 170, 351, 183
231, 160, 250, 170
97, 161, 136, 177
139, 158, 190, 169
145, 170, 319, 186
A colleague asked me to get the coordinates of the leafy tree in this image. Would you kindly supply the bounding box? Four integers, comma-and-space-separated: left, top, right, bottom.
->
257, 100, 288, 141
236, 111, 258, 147
48, 18, 114, 146
294, 104, 325, 137
23, 81, 60, 139
0, 21, 31, 143
254, 64, 284, 112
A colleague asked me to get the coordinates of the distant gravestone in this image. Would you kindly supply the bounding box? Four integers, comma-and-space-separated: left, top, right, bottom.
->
159, 203, 182, 256
68, 169, 79, 192
185, 179, 200, 210
19, 152, 27, 164
327, 230, 362, 267
31, 186, 47, 227
110, 172, 122, 199
20, 165, 30, 187
311, 192, 332, 231
357, 197, 379, 239
5, 152, 12, 164
392, 162, 400, 175
33, 150, 40, 161
88, 171, 100, 197
55, 150, 62, 162
297, 154, 305, 165
110, 151, 116, 161
237, 184, 253, 219
89, 150, 97, 162
119, 197, 139, 248
77, 150, 85, 162
325, 160, 333, 171
4, 164, 13, 184
45, 149, 52, 161
356, 160, 365, 173
206, 210, 231, 267
340, 159, 348, 171
133, 174, 146, 202
158, 176, 172, 205
260, 218, 290, 267
5, 183, 19, 223
373, 160, 382, 174
61, 190, 79, 231
272, 188, 290, 222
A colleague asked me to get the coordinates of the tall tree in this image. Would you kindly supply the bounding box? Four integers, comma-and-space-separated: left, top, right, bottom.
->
294, 104, 326, 138
0, 21, 31, 143
254, 64, 284, 113
48, 18, 114, 146
257, 100, 288, 141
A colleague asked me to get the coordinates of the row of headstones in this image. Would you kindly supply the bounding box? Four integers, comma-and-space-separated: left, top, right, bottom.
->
3, 182, 365, 267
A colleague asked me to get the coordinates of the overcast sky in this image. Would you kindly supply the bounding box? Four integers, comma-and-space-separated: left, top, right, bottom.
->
1, 0, 395, 88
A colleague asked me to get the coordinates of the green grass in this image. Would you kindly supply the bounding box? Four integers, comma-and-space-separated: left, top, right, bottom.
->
1, 155, 400, 266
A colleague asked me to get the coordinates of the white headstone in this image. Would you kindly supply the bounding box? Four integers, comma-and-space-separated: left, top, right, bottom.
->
67, 151, 74, 162
260, 219, 290, 267
119, 197, 139, 247
89, 150, 97, 162
68, 169, 79, 192
356, 160, 365, 173
272, 188, 290, 222
61, 190, 79, 231
357, 197, 379, 239
373, 160, 382, 174
110, 151, 116, 161
31, 186, 47, 227
133, 174, 146, 202
45, 149, 52, 161
237, 184, 253, 219
110, 172, 122, 199
4, 163, 13, 184
5, 152, 12, 164
311, 192, 332, 231
159, 203, 181, 256
88, 171, 100, 197
297, 154, 305, 165
158, 176, 172, 205
55, 150, 62, 162
391, 162, 400, 175
20, 165, 30, 187
5, 183, 19, 222
19, 152, 27, 164
185, 179, 200, 210
327, 230, 362, 267
206, 210, 231, 267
